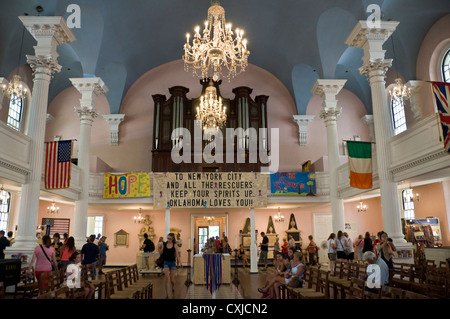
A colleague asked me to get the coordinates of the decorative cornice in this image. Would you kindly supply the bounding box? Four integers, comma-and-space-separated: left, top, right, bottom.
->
102, 114, 125, 146
0, 158, 30, 176
390, 149, 448, 175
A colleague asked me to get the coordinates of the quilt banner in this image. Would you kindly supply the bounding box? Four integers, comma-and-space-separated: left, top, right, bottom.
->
103, 172, 151, 198
153, 172, 267, 209
270, 172, 316, 195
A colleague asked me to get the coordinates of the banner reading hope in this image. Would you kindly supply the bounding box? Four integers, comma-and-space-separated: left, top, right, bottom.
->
103, 172, 151, 198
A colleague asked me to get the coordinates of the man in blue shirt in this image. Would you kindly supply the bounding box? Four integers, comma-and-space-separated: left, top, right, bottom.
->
364, 251, 390, 291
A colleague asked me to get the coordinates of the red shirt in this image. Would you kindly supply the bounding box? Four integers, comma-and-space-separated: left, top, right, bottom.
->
282, 241, 289, 253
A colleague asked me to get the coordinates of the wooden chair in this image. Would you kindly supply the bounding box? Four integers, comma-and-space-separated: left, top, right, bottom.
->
104, 270, 121, 299
403, 290, 430, 299
346, 277, 366, 299
14, 267, 39, 299
287, 266, 317, 299
38, 270, 62, 295
327, 261, 346, 299
36, 286, 73, 299
426, 273, 447, 299
389, 263, 412, 290
85, 263, 106, 299
381, 285, 405, 299
298, 270, 330, 299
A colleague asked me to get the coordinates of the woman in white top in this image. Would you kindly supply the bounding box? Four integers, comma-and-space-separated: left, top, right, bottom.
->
343, 232, 355, 261
327, 233, 337, 275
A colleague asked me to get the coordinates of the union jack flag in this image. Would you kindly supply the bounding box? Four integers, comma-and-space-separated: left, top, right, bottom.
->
431, 81, 450, 154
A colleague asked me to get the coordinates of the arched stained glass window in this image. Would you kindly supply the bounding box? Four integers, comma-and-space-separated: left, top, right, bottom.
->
443, 49, 450, 83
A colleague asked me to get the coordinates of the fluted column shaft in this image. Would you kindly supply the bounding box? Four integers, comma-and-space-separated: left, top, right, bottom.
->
71, 78, 108, 248
10, 17, 75, 254
313, 80, 347, 233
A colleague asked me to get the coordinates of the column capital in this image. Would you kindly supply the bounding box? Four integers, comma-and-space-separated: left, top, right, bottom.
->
26, 55, 62, 76
70, 77, 109, 110
19, 16, 76, 59
102, 114, 126, 146
359, 58, 392, 79
75, 106, 98, 123
319, 107, 342, 121
293, 115, 315, 146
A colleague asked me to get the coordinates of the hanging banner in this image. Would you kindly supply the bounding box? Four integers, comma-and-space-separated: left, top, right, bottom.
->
153, 172, 267, 209
270, 172, 316, 196
103, 172, 151, 198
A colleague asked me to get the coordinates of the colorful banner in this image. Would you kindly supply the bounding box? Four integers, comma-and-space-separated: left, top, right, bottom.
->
270, 172, 316, 195
103, 172, 151, 198
153, 172, 267, 209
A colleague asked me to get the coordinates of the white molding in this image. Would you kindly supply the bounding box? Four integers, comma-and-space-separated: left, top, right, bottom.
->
102, 114, 125, 146
292, 115, 315, 146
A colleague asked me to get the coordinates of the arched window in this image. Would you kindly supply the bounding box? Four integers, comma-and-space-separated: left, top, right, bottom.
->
443, 49, 450, 83
402, 189, 415, 220
7, 93, 24, 131
0, 189, 11, 232
391, 98, 407, 135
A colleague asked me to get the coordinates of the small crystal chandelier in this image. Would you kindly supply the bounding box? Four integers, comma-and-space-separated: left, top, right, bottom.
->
47, 201, 59, 214
134, 208, 144, 223
389, 78, 411, 102
196, 82, 227, 131
274, 207, 284, 223
183, 0, 250, 82
408, 186, 420, 202
357, 200, 367, 212
204, 216, 215, 224
1, 26, 27, 100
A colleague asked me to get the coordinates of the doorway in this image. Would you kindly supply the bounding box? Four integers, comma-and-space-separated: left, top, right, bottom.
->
313, 213, 332, 264
197, 225, 220, 253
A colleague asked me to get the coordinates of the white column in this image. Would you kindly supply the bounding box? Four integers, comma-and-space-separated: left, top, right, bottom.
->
249, 208, 258, 273
165, 207, 171, 237
362, 115, 375, 142
8, 17, 75, 257
312, 79, 347, 233
71, 78, 108, 248
292, 115, 315, 146
102, 114, 125, 146
346, 21, 406, 244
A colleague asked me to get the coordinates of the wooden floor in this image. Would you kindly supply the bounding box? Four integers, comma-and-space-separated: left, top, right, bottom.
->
106, 266, 275, 299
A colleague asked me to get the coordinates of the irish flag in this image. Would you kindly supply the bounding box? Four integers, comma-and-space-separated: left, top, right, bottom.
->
347, 141, 372, 189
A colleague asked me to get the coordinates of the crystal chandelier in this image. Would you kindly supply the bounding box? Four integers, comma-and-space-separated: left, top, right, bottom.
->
357, 200, 367, 212
196, 83, 227, 131
389, 78, 411, 102
134, 208, 144, 223
47, 201, 59, 214
1, 27, 27, 100
204, 216, 215, 224
183, 0, 250, 82
274, 207, 284, 223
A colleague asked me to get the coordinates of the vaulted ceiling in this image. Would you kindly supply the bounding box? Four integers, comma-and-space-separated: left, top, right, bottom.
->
1, 0, 449, 115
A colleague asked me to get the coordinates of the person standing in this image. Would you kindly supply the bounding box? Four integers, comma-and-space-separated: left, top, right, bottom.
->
0, 230, 11, 259
158, 233, 179, 298
259, 232, 269, 271
51, 233, 63, 266
363, 232, 373, 254
306, 235, 318, 265
379, 231, 396, 269
288, 234, 296, 249
29, 235, 58, 288
354, 234, 365, 260
7, 231, 15, 246
60, 236, 76, 269
343, 232, 354, 261
141, 233, 155, 270
335, 230, 348, 262
281, 238, 289, 259
176, 233, 183, 268
98, 236, 109, 275
327, 233, 337, 276
81, 235, 99, 275
273, 237, 281, 255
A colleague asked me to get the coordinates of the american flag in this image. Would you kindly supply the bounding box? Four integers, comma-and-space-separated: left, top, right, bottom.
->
431, 82, 450, 154
41, 218, 70, 237
44, 140, 72, 189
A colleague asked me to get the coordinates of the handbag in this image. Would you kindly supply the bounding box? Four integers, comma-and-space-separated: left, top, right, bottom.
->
286, 276, 303, 288
156, 255, 164, 268
40, 245, 56, 270
338, 239, 351, 256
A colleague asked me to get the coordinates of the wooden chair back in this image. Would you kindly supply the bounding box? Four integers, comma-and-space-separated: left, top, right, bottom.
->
426, 273, 447, 299
104, 270, 120, 298
381, 286, 405, 299
347, 277, 366, 299
317, 270, 330, 298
